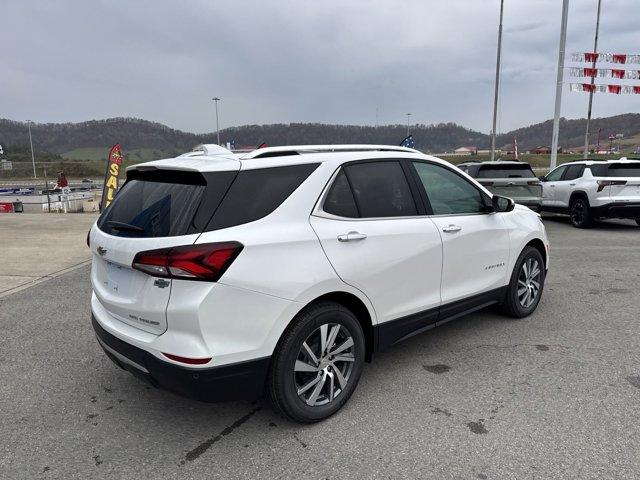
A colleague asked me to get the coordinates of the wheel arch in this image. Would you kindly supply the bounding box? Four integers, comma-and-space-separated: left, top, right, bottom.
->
524, 237, 547, 269
292, 291, 376, 362
569, 190, 590, 205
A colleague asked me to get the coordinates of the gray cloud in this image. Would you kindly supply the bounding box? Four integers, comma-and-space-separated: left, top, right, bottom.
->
1, 0, 638, 134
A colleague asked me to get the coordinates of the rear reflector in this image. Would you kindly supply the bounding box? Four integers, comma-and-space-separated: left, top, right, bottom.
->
132, 242, 243, 281
162, 352, 212, 365
597, 180, 627, 192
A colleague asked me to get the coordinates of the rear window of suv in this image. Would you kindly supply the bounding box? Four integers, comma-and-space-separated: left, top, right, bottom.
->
98, 163, 319, 237
589, 163, 640, 177
476, 164, 536, 179
97, 170, 234, 238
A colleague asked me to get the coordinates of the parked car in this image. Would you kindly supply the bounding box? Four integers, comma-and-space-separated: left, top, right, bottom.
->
457, 160, 542, 211
89, 144, 550, 423
539, 158, 640, 228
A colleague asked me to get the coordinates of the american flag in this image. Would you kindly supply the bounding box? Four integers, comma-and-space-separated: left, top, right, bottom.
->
400, 135, 415, 148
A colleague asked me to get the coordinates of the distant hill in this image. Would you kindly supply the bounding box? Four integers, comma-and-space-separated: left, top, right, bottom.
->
1, 114, 638, 160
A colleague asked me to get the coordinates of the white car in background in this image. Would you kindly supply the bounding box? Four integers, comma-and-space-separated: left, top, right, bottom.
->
457, 160, 543, 211
540, 158, 640, 228
89, 144, 550, 423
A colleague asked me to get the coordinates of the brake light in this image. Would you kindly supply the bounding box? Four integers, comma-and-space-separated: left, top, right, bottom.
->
596, 180, 626, 192
132, 242, 243, 281
162, 352, 212, 365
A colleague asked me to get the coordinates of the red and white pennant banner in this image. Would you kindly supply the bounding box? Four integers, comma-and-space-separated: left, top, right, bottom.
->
569, 83, 640, 94
569, 67, 640, 79
572, 53, 640, 64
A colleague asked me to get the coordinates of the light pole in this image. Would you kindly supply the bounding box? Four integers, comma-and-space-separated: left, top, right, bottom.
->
490, 0, 505, 162
27, 120, 36, 178
212, 97, 221, 145
550, 0, 570, 170
583, 0, 602, 159
406, 113, 411, 136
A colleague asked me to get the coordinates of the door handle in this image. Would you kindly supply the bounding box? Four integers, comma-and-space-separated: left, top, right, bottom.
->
549, 185, 556, 188
442, 225, 462, 233
337, 231, 367, 242
569, 183, 576, 186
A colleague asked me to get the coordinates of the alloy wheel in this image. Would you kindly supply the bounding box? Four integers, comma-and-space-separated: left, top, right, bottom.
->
570, 200, 587, 226
517, 257, 541, 308
294, 323, 355, 406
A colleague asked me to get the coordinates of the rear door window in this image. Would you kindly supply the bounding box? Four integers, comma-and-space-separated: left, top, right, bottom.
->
342, 161, 417, 218
97, 170, 229, 238
563, 164, 585, 181
477, 165, 536, 178
323, 170, 359, 218
206, 163, 319, 230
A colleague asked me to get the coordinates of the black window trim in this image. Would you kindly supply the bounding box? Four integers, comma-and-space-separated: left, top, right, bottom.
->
408, 159, 493, 218
314, 157, 492, 220
315, 158, 427, 221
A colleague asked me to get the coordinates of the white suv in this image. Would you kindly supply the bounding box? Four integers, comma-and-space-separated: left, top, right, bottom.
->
540, 158, 640, 228
89, 144, 550, 423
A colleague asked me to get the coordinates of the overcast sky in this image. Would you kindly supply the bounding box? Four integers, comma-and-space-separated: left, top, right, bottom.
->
2, 0, 638, 134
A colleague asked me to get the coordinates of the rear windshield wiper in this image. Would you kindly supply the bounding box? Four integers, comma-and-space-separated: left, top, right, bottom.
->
107, 221, 144, 232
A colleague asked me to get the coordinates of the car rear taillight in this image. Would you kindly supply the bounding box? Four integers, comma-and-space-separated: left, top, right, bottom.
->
132, 242, 243, 281
162, 352, 212, 365
596, 180, 627, 192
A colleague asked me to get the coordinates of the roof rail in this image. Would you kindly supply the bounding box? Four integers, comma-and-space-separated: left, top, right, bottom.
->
241, 144, 419, 159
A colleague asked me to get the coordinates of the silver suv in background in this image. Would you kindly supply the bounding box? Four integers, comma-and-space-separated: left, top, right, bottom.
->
457, 161, 542, 211
539, 158, 640, 228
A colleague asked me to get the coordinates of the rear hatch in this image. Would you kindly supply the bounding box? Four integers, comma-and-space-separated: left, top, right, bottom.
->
599, 163, 640, 201
91, 165, 238, 334
476, 164, 542, 201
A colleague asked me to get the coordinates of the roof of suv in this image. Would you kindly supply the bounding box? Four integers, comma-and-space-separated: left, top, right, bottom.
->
458, 160, 531, 166
564, 157, 640, 165
127, 144, 425, 173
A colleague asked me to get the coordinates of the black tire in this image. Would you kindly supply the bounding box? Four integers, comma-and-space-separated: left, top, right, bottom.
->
569, 197, 592, 228
500, 246, 546, 318
267, 301, 365, 423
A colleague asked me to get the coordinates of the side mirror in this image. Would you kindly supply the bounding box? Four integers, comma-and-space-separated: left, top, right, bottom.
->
492, 195, 515, 213
538, 175, 546, 182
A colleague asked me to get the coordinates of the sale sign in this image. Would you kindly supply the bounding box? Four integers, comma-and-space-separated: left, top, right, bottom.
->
100, 144, 124, 211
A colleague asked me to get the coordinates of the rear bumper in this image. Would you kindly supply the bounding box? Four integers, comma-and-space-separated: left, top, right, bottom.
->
591, 202, 640, 219
92, 315, 270, 402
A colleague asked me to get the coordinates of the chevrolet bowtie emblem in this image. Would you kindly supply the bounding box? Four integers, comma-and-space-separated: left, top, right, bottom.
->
97, 246, 107, 256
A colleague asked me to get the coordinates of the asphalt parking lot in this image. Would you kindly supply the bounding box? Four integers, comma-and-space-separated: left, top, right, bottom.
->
1, 215, 639, 479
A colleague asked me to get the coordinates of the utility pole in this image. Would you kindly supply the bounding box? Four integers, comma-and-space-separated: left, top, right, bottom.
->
550, 0, 570, 170
406, 113, 411, 136
27, 120, 36, 178
490, 0, 505, 162
583, 0, 602, 159
212, 97, 221, 145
